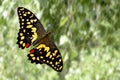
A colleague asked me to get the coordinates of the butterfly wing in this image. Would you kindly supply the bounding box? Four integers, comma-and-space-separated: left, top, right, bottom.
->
27, 33, 63, 72
17, 7, 46, 49
17, 7, 63, 72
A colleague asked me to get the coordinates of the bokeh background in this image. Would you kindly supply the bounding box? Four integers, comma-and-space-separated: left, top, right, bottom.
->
0, 0, 120, 80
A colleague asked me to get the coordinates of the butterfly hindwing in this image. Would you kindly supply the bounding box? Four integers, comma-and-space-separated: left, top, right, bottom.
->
27, 44, 63, 72
17, 7, 46, 49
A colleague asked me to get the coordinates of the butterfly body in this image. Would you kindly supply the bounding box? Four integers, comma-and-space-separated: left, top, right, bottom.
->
17, 7, 63, 72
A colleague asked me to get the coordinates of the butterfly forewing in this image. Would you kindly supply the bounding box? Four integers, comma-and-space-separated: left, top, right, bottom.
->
17, 7, 46, 49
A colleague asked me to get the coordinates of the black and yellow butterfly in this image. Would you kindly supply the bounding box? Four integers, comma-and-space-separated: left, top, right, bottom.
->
16, 7, 63, 72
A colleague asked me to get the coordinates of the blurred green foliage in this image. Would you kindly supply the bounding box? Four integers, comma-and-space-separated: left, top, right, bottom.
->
0, 0, 120, 80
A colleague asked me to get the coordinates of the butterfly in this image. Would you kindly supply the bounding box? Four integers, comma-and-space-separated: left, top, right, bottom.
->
16, 7, 63, 72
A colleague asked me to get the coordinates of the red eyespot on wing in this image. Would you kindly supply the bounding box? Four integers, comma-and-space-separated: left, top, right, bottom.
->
25, 43, 30, 48
30, 49, 35, 54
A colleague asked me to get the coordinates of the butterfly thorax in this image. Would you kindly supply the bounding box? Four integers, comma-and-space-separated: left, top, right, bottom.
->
33, 32, 52, 47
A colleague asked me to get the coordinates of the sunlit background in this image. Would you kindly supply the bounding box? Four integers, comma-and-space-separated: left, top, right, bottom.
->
0, 0, 120, 80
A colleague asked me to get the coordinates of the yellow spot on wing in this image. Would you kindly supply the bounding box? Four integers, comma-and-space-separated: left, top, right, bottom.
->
37, 44, 46, 49
32, 33, 37, 37
55, 50, 58, 53
55, 62, 58, 65
20, 8, 24, 11
31, 27, 38, 42
59, 59, 62, 62
20, 41, 23, 44
30, 19, 34, 23
34, 19, 37, 22
56, 55, 60, 58
54, 67, 56, 69
30, 54, 34, 57
22, 19, 24, 21
20, 16, 22, 18
20, 33, 23, 36
50, 62, 52, 64
27, 22, 31, 24
21, 36, 25, 40
46, 60, 49, 63
44, 47, 50, 52
59, 66, 62, 70
53, 50, 58, 56
23, 29, 26, 32
30, 14, 34, 18
27, 25, 32, 28
23, 13, 27, 16
31, 28, 36, 32
32, 57, 35, 60
52, 65, 54, 67
26, 19, 29, 21
27, 11, 30, 14
40, 56, 43, 59
46, 52, 51, 57
22, 22, 24, 25
32, 33, 38, 42
37, 57, 40, 60
23, 43, 25, 47
52, 58, 54, 60
49, 55, 52, 59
